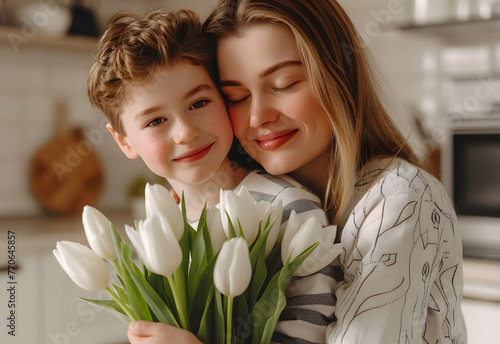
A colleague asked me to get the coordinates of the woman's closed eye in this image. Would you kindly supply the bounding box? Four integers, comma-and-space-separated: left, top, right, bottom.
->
225, 95, 250, 107
271, 81, 299, 92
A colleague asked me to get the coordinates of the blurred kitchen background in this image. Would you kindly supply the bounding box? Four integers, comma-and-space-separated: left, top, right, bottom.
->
0, 0, 499, 343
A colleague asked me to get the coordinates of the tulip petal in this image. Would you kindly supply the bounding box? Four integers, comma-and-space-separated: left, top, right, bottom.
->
206, 207, 227, 253
145, 183, 184, 241
281, 211, 303, 264
214, 237, 251, 298
127, 216, 182, 278
82, 206, 117, 261
220, 188, 258, 245
53, 241, 109, 291
229, 238, 252, 297
213, 240, 233, 296
287, 216, 320, 261
264, 199, 283, 255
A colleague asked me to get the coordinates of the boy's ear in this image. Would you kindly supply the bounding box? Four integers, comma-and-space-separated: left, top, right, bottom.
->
106, 123, 139, 159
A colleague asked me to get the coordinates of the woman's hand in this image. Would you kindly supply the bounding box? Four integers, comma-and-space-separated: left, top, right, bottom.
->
127, 321, 203, 344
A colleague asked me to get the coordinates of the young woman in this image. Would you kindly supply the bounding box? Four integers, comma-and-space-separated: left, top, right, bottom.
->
128, 0, 467, 343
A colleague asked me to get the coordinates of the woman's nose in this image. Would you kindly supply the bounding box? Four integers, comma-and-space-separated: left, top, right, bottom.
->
249, 96, 279, 128
173, 117, 200, 144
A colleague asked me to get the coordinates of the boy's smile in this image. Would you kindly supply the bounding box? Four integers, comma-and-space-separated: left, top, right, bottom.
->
109, 61, 234, 186
173, 143, 214, 162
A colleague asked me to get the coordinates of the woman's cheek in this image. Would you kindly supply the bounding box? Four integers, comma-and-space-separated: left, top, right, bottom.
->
228, 110, 247, 139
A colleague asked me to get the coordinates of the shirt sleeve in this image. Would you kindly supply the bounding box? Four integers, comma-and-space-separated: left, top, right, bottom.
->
327, 177, 463, 343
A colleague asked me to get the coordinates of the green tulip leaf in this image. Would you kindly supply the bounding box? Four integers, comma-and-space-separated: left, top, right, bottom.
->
188, 222, 209, 303
263, 244, 282, 288
196, 291, 214, 343
201, 218, 214, 260
111, 283, 129, 306
233, 294, 250, 342
214, 290, 226, 344
189, 253, 218, 333
246, 216, 275, 305
251, 242, 319, 344
237, 219, 246, 241
225, 211, 237, 239
145, 271, 175, 313
78, 297, 131, 325
109, 225, 152, 322
118, 245, 153, 322
121, 251, 180, 327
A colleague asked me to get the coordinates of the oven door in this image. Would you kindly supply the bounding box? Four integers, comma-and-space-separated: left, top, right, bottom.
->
442, 115, 500, 260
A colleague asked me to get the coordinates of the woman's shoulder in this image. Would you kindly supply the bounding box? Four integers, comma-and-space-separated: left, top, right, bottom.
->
353, 158, 454, 214
358, 158, 443, 196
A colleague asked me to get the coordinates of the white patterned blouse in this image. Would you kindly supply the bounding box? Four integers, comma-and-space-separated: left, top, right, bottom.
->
327, 158, 467, 343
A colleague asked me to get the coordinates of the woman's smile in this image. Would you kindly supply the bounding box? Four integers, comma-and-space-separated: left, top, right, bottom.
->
255, 129, 298, 150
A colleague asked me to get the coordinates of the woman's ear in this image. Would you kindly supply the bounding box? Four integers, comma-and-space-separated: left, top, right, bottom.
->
106, 123, 139, 159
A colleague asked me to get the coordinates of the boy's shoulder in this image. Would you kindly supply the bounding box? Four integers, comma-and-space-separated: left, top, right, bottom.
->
240, 170, 327, 226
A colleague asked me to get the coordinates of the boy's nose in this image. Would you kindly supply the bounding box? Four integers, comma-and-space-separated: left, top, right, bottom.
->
173, 119, 200, 144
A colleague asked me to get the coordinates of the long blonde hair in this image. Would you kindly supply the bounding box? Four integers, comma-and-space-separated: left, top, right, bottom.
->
204, 0, 420, 224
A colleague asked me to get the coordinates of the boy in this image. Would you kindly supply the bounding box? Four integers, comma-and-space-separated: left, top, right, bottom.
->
88, 9, 337, 343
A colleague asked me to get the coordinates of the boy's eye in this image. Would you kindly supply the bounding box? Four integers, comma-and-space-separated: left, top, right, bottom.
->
226, 95, 249, 107
190, 99, 210, 110
146, 118, 166, 127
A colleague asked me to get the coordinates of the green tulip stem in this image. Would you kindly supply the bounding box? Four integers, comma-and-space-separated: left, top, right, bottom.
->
105, 287, 138, 322
226, 297, 234, 344
168, 273, 189, 329
109, 259, 121, 276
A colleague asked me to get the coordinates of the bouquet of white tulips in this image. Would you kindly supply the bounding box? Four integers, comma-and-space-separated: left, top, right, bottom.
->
54, 183, 341, 344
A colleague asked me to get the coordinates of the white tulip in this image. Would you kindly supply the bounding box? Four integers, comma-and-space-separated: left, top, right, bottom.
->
145, 183, 184, 241
125, 215, 182, 278
205, 207, 227, 253
281, 211, 341, 276
213, 237, 252, 298
219, 187, 259, 245
82, 205, 117, 261
254, 199, 283, 255
53, 241, 109, 291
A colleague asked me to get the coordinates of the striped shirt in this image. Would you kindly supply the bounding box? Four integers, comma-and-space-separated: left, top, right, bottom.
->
234, 170, 338, 344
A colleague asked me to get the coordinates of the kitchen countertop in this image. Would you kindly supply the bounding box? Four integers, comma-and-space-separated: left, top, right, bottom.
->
462, 257, 500, 302
0, 210, 135, 251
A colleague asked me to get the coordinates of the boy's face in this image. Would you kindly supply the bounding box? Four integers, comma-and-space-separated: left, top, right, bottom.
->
109, 62, 233, 185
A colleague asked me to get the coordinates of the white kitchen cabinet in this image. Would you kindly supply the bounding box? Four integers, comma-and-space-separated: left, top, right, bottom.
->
462, 298, 500, 344
0, 248, 44, 343
0, 213, 133, 344
462, 258, 500, 344
0, 247, 128, 344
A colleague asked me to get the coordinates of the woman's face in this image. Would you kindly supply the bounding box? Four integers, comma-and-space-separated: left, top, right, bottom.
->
217, 24, 332, 176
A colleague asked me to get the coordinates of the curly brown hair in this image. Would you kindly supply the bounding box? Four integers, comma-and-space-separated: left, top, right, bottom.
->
88, 9, 214, 135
